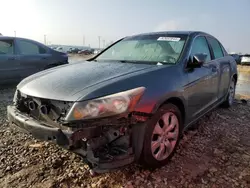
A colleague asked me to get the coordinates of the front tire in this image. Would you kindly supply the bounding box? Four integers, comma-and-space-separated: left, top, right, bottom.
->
221, 78, 236, 108
141, 103, 183, 168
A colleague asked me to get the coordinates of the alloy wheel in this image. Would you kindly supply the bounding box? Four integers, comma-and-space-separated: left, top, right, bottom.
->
151, 112, 179, 161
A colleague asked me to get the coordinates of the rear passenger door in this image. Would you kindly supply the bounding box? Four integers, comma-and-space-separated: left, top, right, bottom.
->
206, 36, 230, 99
15, 39, 51, 79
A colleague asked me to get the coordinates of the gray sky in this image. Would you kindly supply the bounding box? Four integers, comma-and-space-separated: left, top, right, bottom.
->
0, 0, 250, 53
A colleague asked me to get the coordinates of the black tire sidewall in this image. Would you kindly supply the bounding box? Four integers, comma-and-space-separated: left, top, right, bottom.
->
222, 78, 236, 108
229, 78, 236, 106
142, 103, 183, 168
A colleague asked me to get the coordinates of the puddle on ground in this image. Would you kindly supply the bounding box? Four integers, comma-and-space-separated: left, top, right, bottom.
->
236, 72, 250, 95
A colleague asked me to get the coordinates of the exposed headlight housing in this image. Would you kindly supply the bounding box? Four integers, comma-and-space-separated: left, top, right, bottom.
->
64, 87, 145, 121
13, 89, 22, 103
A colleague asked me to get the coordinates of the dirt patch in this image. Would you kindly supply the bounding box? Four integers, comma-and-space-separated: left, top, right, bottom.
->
0, 87, 250, 188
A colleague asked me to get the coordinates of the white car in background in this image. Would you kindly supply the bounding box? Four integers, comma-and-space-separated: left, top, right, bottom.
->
56, 46, 64, 52
94, 49, 101, 54
241, 54, 250, 65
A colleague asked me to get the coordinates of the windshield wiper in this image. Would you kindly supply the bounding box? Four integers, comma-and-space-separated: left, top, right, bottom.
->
119, 60, 157, 64
119, 60, 136, 63
93, 59, 172, 65
120, 60, 172, 65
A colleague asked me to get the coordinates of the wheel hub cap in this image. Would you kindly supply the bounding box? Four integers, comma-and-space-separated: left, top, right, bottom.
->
151, 112, 179, 161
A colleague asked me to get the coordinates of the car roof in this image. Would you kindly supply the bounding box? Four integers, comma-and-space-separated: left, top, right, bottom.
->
0, 36, 47, 47
129, 31, 211, 38
0, 36, 20, 40
0, 36, 40, 42
0, 36, 15, 40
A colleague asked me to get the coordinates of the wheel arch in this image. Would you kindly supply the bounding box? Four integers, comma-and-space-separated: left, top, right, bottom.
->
152, 96, 186, 124
160, 97, 186, 124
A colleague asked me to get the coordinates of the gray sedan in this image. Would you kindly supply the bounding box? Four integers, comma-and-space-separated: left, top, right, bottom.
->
0, 36, 68, 85
7, 31, 237, 173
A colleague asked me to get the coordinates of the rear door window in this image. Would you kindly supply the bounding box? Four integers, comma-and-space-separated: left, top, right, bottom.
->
207, 37, 224, 59
0, 40, 14, 55
190, 36, 211, 62
16, 40, 47, 55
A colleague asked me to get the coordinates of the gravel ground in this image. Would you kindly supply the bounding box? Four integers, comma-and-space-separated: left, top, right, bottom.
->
0, 87, 250, 188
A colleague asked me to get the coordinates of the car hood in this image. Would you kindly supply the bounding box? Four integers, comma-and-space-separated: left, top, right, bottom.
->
17, 61, 155, 101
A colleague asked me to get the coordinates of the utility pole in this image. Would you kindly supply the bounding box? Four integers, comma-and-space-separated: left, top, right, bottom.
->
98, 36, 101, 49
44, 35, 47, 45
102, 39, 105, 48
83, 35, 85, 46
14, 31, 16, 37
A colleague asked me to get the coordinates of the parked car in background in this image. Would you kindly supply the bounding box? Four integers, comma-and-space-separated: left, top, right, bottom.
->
50, 46, 57, 50
68, 47, 81, 54
94, 49, 101, 54
229, 53, 241, 64
8, 31, 237, 174
78, 49, 94, 55
55, 46, 64, 52
241, 54, 250, 65
0, 36, 68, 85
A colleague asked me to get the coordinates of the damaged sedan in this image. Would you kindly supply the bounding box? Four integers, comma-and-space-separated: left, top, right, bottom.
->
7, 31, 238, 173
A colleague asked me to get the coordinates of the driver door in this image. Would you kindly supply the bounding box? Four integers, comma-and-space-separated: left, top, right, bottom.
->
185, 36, 219, 122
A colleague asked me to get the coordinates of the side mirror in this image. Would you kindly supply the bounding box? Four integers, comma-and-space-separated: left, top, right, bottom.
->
187, 53, 207, 68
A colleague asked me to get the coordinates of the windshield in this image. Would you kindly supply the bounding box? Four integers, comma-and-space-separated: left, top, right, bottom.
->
96, 34, 187, 64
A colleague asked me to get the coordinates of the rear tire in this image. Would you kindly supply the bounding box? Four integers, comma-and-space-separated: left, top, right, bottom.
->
221, 78, 236, 108
141, 103, 183, 168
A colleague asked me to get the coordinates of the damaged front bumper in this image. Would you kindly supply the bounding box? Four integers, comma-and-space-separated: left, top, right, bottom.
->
7, 105, 72, 147
7, 105, 148, 173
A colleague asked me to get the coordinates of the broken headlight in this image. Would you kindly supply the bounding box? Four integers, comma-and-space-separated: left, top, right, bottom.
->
65, 87, 145, 121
